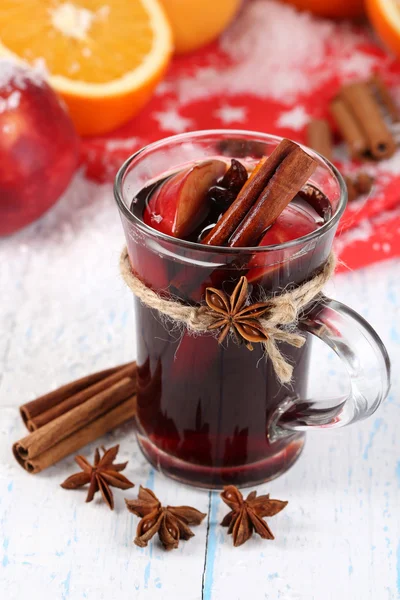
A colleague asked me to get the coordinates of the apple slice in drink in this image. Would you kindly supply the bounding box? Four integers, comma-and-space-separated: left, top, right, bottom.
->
144, 159, 227, 238
246, 203, 321, 286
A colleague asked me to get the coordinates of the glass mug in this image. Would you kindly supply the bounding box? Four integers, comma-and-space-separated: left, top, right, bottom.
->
115, 130, 390, 489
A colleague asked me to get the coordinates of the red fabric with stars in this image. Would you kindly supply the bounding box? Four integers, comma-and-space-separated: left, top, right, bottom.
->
80, 3, 400, 274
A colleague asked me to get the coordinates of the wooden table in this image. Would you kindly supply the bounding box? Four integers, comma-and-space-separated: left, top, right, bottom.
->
1, 176, 399, 599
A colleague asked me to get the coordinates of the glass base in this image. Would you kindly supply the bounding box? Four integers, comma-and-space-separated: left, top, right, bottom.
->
137, 433, 305, 490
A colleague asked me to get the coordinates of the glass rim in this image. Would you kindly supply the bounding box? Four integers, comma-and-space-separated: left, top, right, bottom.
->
113, 129, 347, 255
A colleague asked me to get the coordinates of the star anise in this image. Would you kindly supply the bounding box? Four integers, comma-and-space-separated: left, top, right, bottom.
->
220, 485, 288, 547
61, 444, 134, 510
205, 276, 270, 350
125, 486, 206, 551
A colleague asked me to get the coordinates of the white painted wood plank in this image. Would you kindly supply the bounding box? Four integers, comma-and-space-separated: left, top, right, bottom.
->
0, 424, 208, 600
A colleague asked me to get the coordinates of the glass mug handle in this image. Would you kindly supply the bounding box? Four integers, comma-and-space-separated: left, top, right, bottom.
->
270, 296, 391, 440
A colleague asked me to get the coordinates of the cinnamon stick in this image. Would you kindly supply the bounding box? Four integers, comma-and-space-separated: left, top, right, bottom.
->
307, 119, 333, 162
202, 139, 296, 246
344, 176, 357, 202
14, 377, 136, 462
340, 82, 396, 159
26, 362, 137, 431
229, 144, 317, 247
354, 172, 374, 196
19, 364, 122, 427
330, 98, 368, 159
370, 74, 400, 123
13, 396, 136, 474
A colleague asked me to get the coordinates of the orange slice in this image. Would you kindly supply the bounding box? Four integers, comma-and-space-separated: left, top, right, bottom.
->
367, 0, 400, 59
0, 0, 172, 136
159, 0, 241, 54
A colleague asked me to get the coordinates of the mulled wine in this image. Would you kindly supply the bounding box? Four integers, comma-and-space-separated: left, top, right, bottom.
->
126, 152, 332, 488
116, 131, 390, 490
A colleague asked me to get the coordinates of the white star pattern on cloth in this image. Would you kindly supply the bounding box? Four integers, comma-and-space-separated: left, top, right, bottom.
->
155, 80, 175, 96
276, 106, 310, 131
105, 137, 142, 151
214, 105, 247, 124
153, 108, 194, 133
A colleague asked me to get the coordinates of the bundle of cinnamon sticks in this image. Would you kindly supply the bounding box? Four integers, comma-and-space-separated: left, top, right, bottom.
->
331, 75, 398, 160
306, 74, 399, 202
203, 139, 317, 247
13, 362, 137, 474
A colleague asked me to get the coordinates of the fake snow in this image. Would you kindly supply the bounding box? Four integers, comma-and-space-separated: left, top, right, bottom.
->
49, 3, 95, 41
0, 58, 45, 92
0, 171, 136, 407
0, 90, 21, 113
173, 0, 379, 107
49, 3, 110, 41
335, 219, 374, 254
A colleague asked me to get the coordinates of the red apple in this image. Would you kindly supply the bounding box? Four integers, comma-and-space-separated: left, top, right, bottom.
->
143, 159, 226, 238
0, 59, 79, 235
246, 204, 320, 284
125, 240, 171, 291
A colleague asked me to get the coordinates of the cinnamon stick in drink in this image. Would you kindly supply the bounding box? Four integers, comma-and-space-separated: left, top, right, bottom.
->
26, 362, 137, 431
229, 144, 317, 247
202, 139, 296, 246
340, 82, 396, 159
330, 98, 368, 159
13, 396, 136, 474
307, 119, 333, 162
19, 364, 122, 427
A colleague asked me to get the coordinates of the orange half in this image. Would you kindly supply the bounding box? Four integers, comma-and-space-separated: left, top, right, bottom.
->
367, 0, 400, 59
0, 0, 172, 135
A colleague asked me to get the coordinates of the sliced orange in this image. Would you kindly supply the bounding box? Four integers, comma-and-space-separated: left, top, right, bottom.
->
367, 0, 400, 58
0, 0, 172, 136
159, 0, 241, 55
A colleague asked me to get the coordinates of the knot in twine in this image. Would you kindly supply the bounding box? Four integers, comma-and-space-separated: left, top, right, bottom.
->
120, 247, 336, 384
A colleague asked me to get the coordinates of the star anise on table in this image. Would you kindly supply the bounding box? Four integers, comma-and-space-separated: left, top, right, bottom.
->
220, 485, 288, 547
205, 276, 270, 350
61, 444, 134, 510
125, 486, 207, 551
